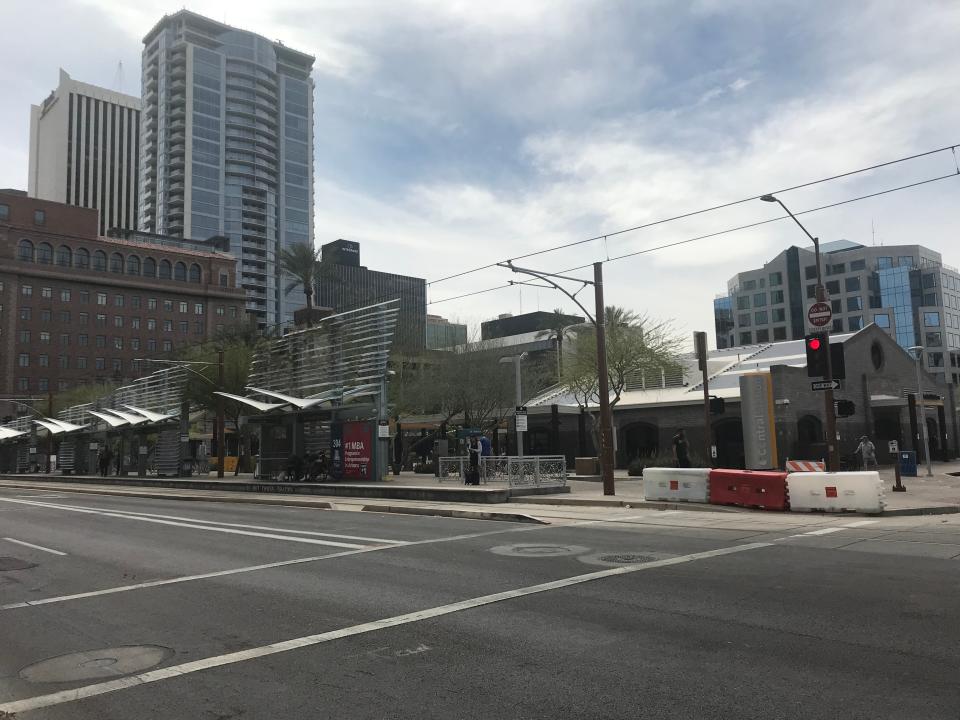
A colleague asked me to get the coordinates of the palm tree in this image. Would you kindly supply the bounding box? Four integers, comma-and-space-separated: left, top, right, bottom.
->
537, 308, 580, 381
279, 242, 322, 326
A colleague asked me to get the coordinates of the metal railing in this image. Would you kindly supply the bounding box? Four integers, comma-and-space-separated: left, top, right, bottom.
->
437, 455, 567, 488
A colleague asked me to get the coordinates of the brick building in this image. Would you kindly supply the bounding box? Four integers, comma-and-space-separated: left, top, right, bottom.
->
0, 192, 245, 412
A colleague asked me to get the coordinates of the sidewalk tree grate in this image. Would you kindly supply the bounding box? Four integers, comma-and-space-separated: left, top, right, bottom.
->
0, 557, 37, 571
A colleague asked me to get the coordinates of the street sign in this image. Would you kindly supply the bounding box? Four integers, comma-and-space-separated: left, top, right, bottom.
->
377, 419, 390, 439
811, 380, 841, 391
515, 406, 528, 432
807, 302, 832, 327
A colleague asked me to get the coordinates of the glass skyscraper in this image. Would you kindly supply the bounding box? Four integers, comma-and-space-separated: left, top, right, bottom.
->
139, 11, 315, 329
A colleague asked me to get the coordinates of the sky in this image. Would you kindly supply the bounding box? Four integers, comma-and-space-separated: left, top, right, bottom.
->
2, 0, 959, 347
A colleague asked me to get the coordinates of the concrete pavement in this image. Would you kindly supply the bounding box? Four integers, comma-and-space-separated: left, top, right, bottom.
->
1, 485, 959, 718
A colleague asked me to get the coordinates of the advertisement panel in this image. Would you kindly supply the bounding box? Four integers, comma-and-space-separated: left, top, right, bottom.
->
739, 372, 779, 470
343, 421, 373, 480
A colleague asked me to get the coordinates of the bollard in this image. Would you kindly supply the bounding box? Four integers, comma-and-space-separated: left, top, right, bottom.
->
892, 457, 907, 493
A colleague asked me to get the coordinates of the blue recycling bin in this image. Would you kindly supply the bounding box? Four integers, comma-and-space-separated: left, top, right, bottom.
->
899, 450, 917, 477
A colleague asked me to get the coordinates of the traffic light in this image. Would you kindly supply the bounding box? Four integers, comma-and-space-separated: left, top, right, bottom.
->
805, 333, 829, 377
709, 397, 725, 415
835, 399, 855, 418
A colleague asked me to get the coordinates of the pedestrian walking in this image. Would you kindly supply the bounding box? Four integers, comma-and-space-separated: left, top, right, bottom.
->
673, 429, 691, 468
856, 435, 879, 470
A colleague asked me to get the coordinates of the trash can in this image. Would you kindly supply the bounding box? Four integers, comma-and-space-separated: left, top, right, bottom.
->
899, 450, 917, 477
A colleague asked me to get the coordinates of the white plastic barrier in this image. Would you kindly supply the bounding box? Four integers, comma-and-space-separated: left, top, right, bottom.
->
786, 471, 885, 514
642, 467, 710, 503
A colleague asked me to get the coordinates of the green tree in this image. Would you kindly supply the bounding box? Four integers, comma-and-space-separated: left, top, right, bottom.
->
536, 308, 582, 381
279, 241, 322, 324
181, 337, 266, 474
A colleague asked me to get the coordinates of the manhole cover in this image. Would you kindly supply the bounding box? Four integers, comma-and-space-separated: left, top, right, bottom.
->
490, 544, 590, 558
0, 557, 38, 571
599, 554, 657, 564
20, 645, 174, 683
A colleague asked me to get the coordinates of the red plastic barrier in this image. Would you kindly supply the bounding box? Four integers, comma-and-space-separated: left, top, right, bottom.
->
708, 469, 789, 511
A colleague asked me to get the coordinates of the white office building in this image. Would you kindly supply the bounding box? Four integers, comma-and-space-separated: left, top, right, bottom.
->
28, 69, 141, 235
139, 10, 315, 328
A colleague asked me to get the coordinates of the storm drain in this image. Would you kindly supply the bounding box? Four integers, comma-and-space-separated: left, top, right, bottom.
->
577, 551, 674, 568
0, 557, 37, 571
490, 544, 590, 558
20, 645, 174, 683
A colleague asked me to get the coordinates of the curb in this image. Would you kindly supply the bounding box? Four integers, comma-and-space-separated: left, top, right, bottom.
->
360, 504, 549, 524
511, 497, 743, 513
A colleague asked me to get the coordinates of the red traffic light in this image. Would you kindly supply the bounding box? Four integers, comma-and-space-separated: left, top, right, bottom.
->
808, 338, 821, 351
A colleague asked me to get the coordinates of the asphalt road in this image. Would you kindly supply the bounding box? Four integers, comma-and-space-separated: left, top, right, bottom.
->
1, 486, 959, 719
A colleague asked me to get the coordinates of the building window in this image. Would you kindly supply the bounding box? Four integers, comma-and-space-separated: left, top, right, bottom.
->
163, 319, 173, 332
163, 300, 173, 312
850, 259, 866, 271
189, 264, 201, 283
805, 266, 818, 280
738, 313, 751, 327
828, 263, 845, 275
76, 356, 87, 369
148, 339, 157, 351
143, 257, 157, 277
179, 301, 188, 313
874, 313, 890, 328
194, 303, 204, 315
18, 330, 30, 343
162, 340, 172, 352
78, 334, 88, 346
174, 262, 187, 281
114, 316, 124, 328
769, 272, 782, 287
39, 331, 50, 344
924, 312, 940, 327
79, 291, 89, 304
38, 378, 49, 392
131, 338, 140, 351
229, 307, 238, 319
95, 358, 105, 370
37, 243, 53, 264
132, 317, 141, 330
60, 289, 71, 302
148, 298, 157, 310
848, 316, 863, 331
59, 333, 69, 346
736, 296, 750, 310
159, 260, 172, 279
110, 252, 124, 273
756, 329, 770, 342
739, 331, 752, 345
78, 312, 88, 325
58, 355, 69, 369
34, 209, 46, 225
56, 246, 72, 267
832, 319, 844, 332
771, 290, 784, 304
96, 292, 107, 305
845, 276, 861, 292
17, 378, 29, 391
96, 335, 106, 347
806, 285, 817, 299
922, 273, 937, 289
147, 318, 157, 330
773, 326, 787, 341
38, 354, 49, 367
753, 293, 767, 307
96, 313, 106, 327
928, 352, 944, 368
132, 296, 141, 309
216, 306, 225, 316
41, 286, 52, 299
826, 280, 840, 295
115, 295, 124, 307
0, 203, 8, 219
195, 321, 204, 335
878, 256, 893, 269
754, 310, 768, 324
114, 337, 124, 350
18, 239, 34, 262
772, 308, 786, 322
41, 309, 52, 322
21, 285, 32, 297
926, 332, 942, 347
17, 353, 29, 367
898, 256, 915, 268
20, 307, 31, 321
743, 279, 757, 291
93, 250, 107, 271
830, 299, 841, 314
179, 321, 188, 334
75, 248, 90, 268
847, 296, 863, 311
126, 255, 141, 275
219, 272, 229, 287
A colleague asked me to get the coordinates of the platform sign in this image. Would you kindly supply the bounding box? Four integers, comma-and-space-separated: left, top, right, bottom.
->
515, 406, 528, 432
807, 302, 832, 328
740, 372, 778, 470
377, 419, 390, 439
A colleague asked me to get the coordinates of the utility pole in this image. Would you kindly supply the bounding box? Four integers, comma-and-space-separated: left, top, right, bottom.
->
46, 392, 53, 473
515, 355, 524, 457
594, 263, 616, 496
217, 349, 225, 478
694, 331, 712, 465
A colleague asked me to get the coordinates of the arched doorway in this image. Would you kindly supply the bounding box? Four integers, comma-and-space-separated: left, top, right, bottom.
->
714, 418, 744, 469
621, 422, 659, 463
797, 415, 824, 460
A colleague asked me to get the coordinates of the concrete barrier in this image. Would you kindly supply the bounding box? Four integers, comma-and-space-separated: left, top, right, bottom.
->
642, 467, 710, 503
787, 471, 885, 514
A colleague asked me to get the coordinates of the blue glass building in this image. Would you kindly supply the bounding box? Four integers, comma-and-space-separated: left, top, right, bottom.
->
139, 11, 315, 329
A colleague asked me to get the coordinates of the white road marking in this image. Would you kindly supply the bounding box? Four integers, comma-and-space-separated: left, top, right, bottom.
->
0, 498, 375, 549
2, 537, 67, 556
1, 522, 544, 611
13, 494, 71, 498
0, 541, 771, 715
843, 520, 879, 528
34, 504, 409, 545
801, 528, 846, 536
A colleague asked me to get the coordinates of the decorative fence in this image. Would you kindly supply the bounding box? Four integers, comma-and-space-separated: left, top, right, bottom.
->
437, 455, 567, 488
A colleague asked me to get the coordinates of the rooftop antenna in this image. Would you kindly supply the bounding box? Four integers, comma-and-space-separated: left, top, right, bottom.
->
871, 219, 876, 246
113, 61, 123, 93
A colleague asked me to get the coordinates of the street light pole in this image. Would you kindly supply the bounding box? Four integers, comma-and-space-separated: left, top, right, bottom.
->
217, 349, 225, 478
499, 354, 527, 456
761, 195, 840, 471
908, 346, 934, 477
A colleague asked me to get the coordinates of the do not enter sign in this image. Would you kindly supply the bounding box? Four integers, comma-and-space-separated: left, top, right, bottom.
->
807, 302, 832, 327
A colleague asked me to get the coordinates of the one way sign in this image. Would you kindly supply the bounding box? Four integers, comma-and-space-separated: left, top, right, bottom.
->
811, 380, 841, 391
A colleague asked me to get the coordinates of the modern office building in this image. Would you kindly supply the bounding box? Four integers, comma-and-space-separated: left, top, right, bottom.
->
426, 314, 468, 350
315, 240, 426, 351
139, 10, 315, 329
28, 69, 141, 235
714, 240, 960, 385
480, 310, 585, 341
0, 193, 246, 413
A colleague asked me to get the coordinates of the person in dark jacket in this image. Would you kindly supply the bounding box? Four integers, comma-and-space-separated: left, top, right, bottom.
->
672, 429, 691, 468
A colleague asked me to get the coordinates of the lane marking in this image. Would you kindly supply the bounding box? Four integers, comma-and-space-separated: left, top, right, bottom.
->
2, 522, 544, 611
801, 528, 846, 536
30, 503, 410, 545
12, 494, 71, 499
843, 520, 879, 528
2, 537, 67, 556
0, 498, 375, 549
0, 541, 771, 714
